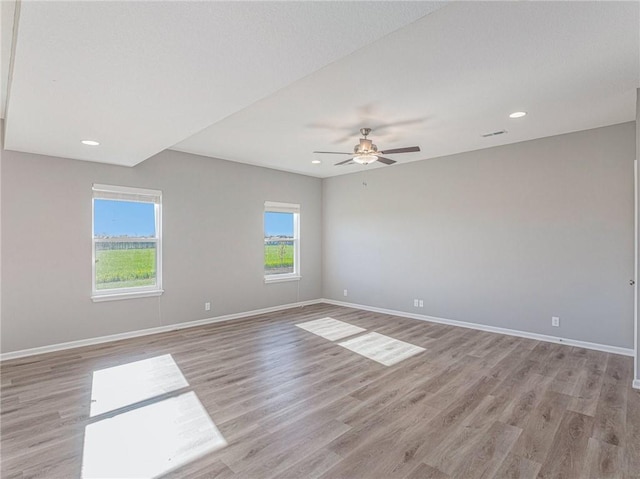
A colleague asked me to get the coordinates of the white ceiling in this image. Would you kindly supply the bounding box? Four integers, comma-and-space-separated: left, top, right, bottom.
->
2, 1, 639, 177
2, 0, 442, 167
1, 0, 17, 118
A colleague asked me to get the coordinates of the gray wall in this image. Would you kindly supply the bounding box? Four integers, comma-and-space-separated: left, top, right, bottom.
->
323, 122, 636, 349
2, 121, 636, 354
1, 148, 322, 352
0, 123, 3, 345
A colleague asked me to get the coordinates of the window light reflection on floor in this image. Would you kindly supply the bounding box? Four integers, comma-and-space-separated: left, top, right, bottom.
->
338, 332, 426, 366
82, 355, 226, 478
296, 317, 366, 341
90, 354, 189, 417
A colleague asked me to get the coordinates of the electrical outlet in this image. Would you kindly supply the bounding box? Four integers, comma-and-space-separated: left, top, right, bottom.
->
414, 299, 419, 307
419, 300, 424, 308
343, 289, 348, 297
205, 302, 211, 311
552, 316, 560, 327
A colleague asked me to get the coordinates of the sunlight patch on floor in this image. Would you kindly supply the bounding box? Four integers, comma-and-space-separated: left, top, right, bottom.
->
338, 332, 426, 366
90, 354, 189, 417
82, 391, 226, 478
296, 317, 366, 341
83, 355, 226, 478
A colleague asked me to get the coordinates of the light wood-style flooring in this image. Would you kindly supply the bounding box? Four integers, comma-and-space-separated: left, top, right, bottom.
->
2, 303, 639, 478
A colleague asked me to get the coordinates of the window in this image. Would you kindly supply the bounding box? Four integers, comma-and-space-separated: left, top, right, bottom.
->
264, 201, 300, 283
92, 184, 163, 301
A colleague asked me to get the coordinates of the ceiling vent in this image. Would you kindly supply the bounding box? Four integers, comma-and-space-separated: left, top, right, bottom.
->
482, 130, 507, 138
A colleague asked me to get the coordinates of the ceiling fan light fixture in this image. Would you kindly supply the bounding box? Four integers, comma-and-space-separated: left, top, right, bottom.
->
353, 155, 378, 165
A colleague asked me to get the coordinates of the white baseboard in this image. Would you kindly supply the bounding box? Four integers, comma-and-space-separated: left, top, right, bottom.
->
2, 298, 635, 364
321, 299, 635, 357
634, 379, 640, 390
0, 299, 323, 361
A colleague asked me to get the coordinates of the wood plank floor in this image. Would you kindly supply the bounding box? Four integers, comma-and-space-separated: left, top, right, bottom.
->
1, 303, 638, 478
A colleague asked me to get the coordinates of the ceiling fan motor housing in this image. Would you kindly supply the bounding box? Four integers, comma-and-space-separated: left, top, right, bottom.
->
354, 138, 378, 154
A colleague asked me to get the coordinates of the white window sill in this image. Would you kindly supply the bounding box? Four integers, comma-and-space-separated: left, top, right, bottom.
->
92, 290, 164, 302
264, 275, 301, 284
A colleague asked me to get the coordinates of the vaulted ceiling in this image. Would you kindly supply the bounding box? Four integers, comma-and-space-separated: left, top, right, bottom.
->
2, 1, 639, 178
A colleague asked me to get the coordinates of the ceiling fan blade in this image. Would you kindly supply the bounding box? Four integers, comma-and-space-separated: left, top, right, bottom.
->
313, 151, 353, 155
334, 158, 355, 166
372, 118, 426, 132
376, 156, 396, 165
379, 146, 421, 155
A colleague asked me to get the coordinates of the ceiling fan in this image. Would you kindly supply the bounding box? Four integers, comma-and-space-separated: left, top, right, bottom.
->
313, 127, 420, 166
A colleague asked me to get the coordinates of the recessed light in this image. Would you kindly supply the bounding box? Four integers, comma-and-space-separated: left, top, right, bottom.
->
81, 140, 100, 146
509, 111, 527, 119
311, 159, 321, 164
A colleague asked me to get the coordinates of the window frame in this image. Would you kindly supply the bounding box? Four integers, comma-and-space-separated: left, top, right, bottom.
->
91, 184, 163, 302
264, 201, 300, 284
